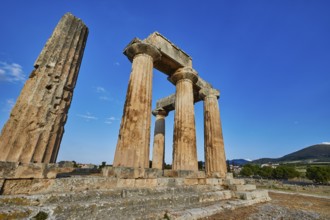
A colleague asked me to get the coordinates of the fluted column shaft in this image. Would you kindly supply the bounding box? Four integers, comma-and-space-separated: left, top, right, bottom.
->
171, 67, 198, 171
200, 88, 227, 177
151, 108, 168, 169
113, 42, 161, 168
0, 13, 88, 163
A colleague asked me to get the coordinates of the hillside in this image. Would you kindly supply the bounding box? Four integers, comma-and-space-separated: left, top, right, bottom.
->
253, 143, 330, 164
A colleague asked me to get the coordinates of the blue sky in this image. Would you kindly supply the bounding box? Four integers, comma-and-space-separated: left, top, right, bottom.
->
0, 1, 329, 164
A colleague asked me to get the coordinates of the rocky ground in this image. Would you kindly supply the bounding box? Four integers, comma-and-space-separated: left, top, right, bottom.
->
200, 191, 330, 220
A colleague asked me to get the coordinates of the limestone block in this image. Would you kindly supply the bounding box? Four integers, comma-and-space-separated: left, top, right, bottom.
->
163, 170, 178, 177
144, 168, 163, 178
113, 167, 145, 179
226, 173, 234, 179
235, 190, 270, 201
225, 178, 245, 186
230, 184, 256, 191
198, 178, 206, 185
206, 178, 221, 185
0, 161, 19, 178
117, 179, 135, 188
102, 167, 114, 177
14, 163, 46, 179
135, 179, 157, 188
184, 178, 199, 186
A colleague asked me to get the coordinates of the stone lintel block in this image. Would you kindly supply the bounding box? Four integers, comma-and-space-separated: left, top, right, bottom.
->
146, 32, 192, 75
157, 177, 185, 187
184, 178, 199, 186
135, 179, 158, 188
230, 184, 257, 191
163, 170, 179, 177
224, 178, 245, 186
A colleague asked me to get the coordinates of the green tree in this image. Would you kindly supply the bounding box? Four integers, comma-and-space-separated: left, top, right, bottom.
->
257, 166, 273, 179
272, 166, 300, 179
306, 166, 330, 184
240, 166, 253, 177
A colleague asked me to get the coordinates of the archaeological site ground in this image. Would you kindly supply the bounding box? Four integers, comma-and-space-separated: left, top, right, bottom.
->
0, 12, 280, 220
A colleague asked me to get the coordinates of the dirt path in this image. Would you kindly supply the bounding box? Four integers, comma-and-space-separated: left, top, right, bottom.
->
200, 191, 330, 220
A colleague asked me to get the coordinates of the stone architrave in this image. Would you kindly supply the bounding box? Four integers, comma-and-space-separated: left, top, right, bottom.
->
113, 41, 161, 168
199, 88, 227, 177
0, 13, 88, 163
171, 67, 198, 171
151, 108, 168, 169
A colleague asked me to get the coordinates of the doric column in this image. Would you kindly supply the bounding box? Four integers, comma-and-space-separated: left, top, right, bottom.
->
113, 41, 161, 168
151, 108, 168, 169
171, 67, 198, 171
0, 13, 88, 163
199, 88, 227, 177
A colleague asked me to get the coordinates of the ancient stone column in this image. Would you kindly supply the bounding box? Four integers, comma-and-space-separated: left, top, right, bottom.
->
151, 108, 168, 169
0, 13, 88, 164
199, 88, 227, 177
171, 67, 198, 171
113, 41, 161, 168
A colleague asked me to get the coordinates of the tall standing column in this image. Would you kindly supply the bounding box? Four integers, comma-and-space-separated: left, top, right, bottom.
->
171, 67, 198, 171
151, 108, 168, 169
113, 42, 161, 168
200, 88, 227, 177
0, 13, 88, 163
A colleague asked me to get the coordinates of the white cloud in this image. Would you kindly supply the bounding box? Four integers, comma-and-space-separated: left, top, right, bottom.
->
96, 86, 106, 93
99, 96, 110, 101
3, 98, 15, 112
114, 62, 120, 66
105, 116, 118, 124
0, 62, 25, 83
321, 142, 330, 145
77, 112, 98, 121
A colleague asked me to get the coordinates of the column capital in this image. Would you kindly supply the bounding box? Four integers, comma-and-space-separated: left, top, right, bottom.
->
124, 42, 161, 62
152, 108, 168, 117
199, 88, 220, 100
170, 67, 198, 85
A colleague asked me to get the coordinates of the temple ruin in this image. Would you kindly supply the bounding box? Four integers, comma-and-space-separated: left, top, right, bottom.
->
0, 13, 270, 220
113, 32, 227, 177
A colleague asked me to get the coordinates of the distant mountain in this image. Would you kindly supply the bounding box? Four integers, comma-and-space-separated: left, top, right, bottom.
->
253, 144, 330, 164
227, 159, 251, 166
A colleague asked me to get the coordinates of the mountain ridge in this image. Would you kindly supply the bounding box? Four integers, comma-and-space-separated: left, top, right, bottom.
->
252, 143, 330, 164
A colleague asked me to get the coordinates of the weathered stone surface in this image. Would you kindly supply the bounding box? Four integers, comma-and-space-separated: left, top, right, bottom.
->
230, 184, 257, 191
113, 42, 161, 169
171, 67, 199, 171
0, 161, 76, 179
0, 13, 88, 163
200, 88, 227, 178
151, 108, 168, 169
235, 190, 271, 201
102, 167, 163, 179
146, 32, 192, 75
225, 178, 245, 186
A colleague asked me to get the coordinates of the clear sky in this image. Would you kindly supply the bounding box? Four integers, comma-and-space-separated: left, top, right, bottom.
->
0, 0, 329, 165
